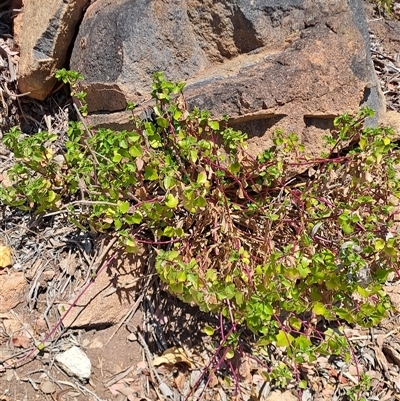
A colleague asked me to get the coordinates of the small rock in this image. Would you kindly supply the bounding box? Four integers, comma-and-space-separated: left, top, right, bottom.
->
6, 369, 14, 382
302, 389, 313, 401
40, 380, 56, 394
41, 269, 55, 282
55, 346, 91, 381
0, 272, 26, 312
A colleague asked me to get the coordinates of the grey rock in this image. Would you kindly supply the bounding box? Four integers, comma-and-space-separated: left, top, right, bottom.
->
71, 0, 385, 157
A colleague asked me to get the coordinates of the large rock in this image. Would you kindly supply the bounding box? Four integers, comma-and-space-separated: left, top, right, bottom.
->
71, 0, 385, 157
14, 0, 90, 100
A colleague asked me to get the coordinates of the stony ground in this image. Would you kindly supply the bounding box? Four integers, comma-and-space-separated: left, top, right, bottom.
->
2, 2, 400, 401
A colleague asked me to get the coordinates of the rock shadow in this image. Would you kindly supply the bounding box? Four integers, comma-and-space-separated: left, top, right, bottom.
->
303, 115, 335, 131
230, 114, 286, 139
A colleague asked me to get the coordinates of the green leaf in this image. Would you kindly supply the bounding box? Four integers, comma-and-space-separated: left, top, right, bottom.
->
124, 237, 137, 247
153, 105, 162, 117
114, 219, 123, 230
173, 109, 182, 121
166, 250, 180, 261
170, 282, 184, 294
206, 269, 217, 281
190, 149, 198, 163
288, 316, 302, 331
383, 136, 391, 145
126, 101, 136, 111
125, 212, 142, 225
195, 196, 207, 208
177, 271, 187, 282
208, 120, 219, 130
183, 199, 196, 213
128, 132, 140, 142
119, 139, 128, 149
269, 214, 279, 221
163, 226, 175, 237
175, 227, 184, 237
294, 335, 312, 350
375, 268, 389, 282
156, 117, 169, 128
335, 308, 355, 323
224, 284, 236, 299
47, 190, 57, 203
299, 380, 308, 390
164, 175, 175, 189
384, 246, 397, 257
262, 303, 274, 316
203, 325, 215, 336
228, 162, 241, 174
165, 193, 179, 208
375, 238, 385, 251
129, 144, 143, 157
276, 330, 294, 347
144, 166, 159, 180
341, 224, 354, 235
359, 137, 367, 151
112, 150, 123, 163
197, 171, 207, 185
225, 349, 235, 359
312, 302, 327, 316
235, 292, 244, 306
118, 201, 130, 214
357, 285, 371, 298
310, 286, 322, 301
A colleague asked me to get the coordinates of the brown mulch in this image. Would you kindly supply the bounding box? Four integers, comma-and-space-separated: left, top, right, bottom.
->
3, 2, 400, 401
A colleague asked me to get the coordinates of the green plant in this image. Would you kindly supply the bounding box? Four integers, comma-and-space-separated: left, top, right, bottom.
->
55, 68, 87, 116
346, 372, 372, 401
2, 70, 400, 393
369, 0, 394, 15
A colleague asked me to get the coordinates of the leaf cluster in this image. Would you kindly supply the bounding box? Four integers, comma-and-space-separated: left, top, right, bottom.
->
2, 71, 400, 386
